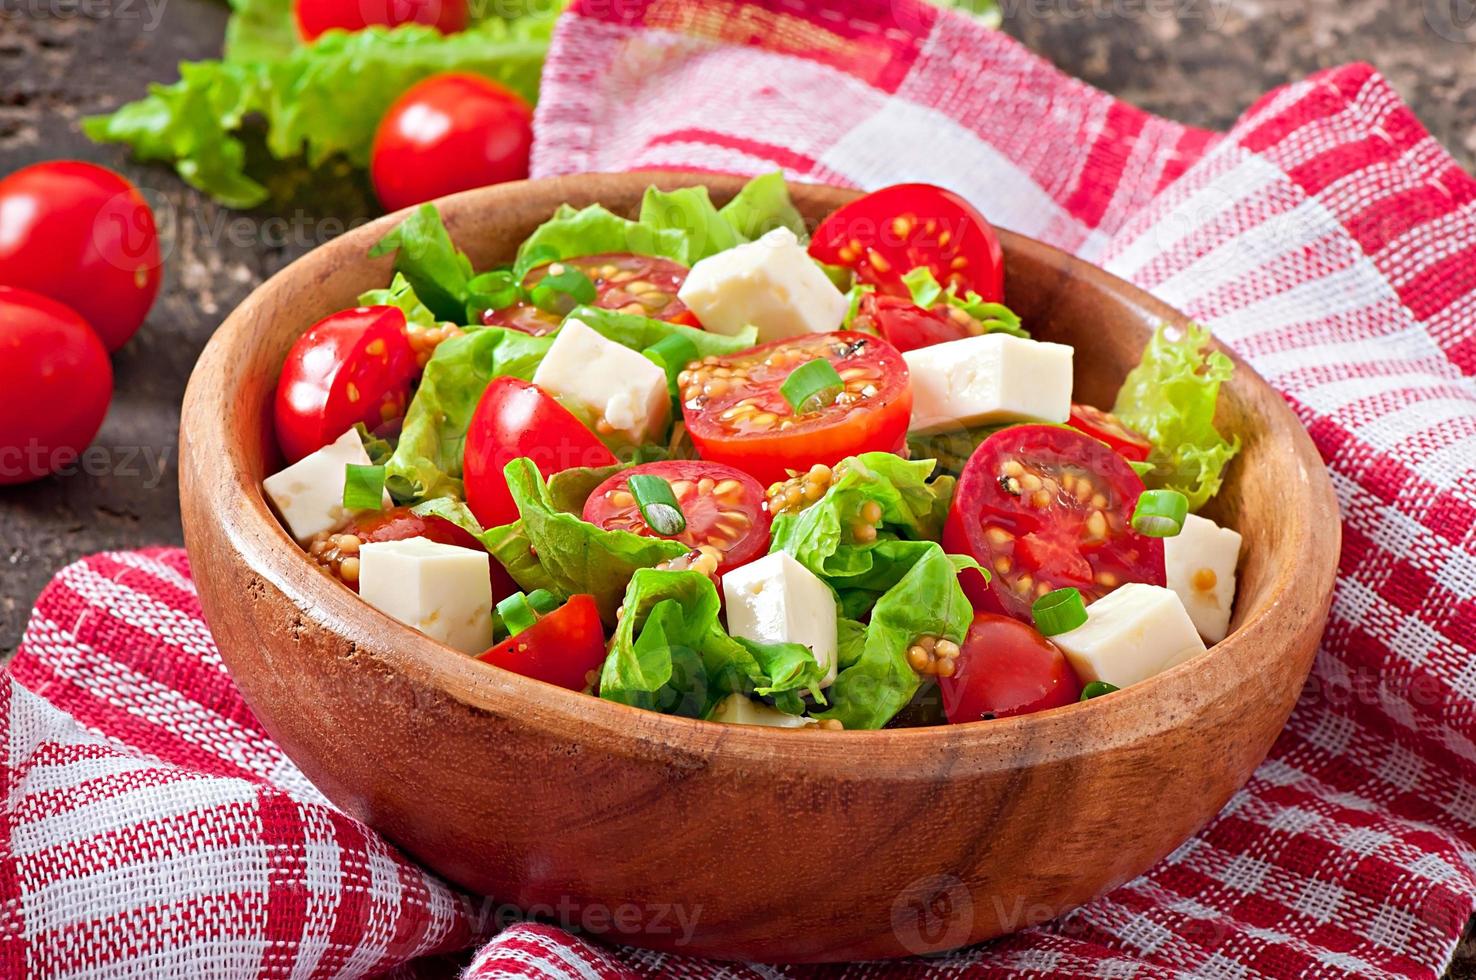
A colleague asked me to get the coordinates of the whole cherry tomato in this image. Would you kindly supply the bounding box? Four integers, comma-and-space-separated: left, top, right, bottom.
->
939, 613, 1081, 722
274, 306, 417, 464
294, 0, 467, 41
478, 594, 607, 692
370, 73, 533, 213
0, 161, 161, 351
0, 286, 112, 485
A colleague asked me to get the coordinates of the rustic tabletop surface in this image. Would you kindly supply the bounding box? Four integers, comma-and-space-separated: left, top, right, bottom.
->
1, 0, 1473, 970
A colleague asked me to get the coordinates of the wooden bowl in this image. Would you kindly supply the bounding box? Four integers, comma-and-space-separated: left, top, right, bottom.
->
180, 173, 1338, 963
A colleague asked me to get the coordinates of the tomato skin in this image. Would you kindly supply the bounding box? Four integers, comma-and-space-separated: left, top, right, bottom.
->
944, 424, 1165, 622
808, 183, 1004, 303
682, 331, 912, 487
371, 73, 532, 213
940, 613, 1081, 723
463, 378, 618, 529
0, 161, 161, 352
851, 292, 970, 353
294, 0, 467, 41
482, 253, 694, 334
477, 594, 607, 692
274, 306, 417, 464
0, 287, 113, 485
582, 461, 771, 575
1067, 403, 1152, 463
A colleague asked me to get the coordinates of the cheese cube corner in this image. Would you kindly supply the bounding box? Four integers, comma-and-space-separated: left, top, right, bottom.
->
722, 551, 839, 687
678, 227, 848, 342
1164, 513, 1243, 643
262, 427, 389, 544
708, 693, 810, 728
903, 333, 1073, 435
1052, 583, 1207, 689
357, 537, 495, 655
531, 317, 670, 444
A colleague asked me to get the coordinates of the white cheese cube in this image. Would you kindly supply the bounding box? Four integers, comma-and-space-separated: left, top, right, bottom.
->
708, 693, 810, 728
531, 317, 670, 445
1164, 513, 1243, 643
677, 227, 848, 342
903, 333, 1073, 435
722, 551, 838, 687
262, 427, 390, 544
1052, 583, 1207, 689
357, 537, 494, 654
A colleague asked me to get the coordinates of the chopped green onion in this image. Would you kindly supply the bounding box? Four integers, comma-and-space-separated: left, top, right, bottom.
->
643, 333, 700, 395
342, 464, 385, 512
1080, 681, 1119, 701
627, 473, 687, 536
526, 589, 560, 615
528, 264, 597, 315
1131, 489, 1189, 537
1032, 587, 1087, 637
780, 358, 844, 414
497, 592, 538, 637
466, 269, 520, 320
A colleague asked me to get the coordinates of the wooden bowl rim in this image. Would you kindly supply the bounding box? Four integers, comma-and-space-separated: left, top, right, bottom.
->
184, 172, 1339, 776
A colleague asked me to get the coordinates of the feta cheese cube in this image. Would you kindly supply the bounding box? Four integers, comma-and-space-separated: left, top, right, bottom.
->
1164, 513, 1243, 643
708, 693, 810, 728
262, 427, 389, 544
1052, 583, 1207, 689
903, 333, 1073, 434
722, 551, 839, 687
531, 317, 670, 445
357, 537, 494, 654
677, 227, 848, 342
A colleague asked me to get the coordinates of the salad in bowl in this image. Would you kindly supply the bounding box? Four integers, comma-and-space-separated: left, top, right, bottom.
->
260, 175, 1243, 732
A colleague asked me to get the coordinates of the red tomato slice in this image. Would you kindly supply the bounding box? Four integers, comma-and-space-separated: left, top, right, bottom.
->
478, 594, 607, 692
582, 461, 771, 575
294, 0, 467, 41
943, 424, 1165, 622
850, 292, 973, 353
1067, 403, 1153, 463
481, 253, 695, 334
681, 331, 912, 487
939, 613, 1082, 723
808, 184, 1005, 302
310, 505, 514, 597
274, 305, 417, 464
463, 377, 618, 529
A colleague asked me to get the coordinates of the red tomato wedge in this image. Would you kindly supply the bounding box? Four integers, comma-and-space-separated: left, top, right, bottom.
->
274, 306, 417, 464
808, 184, 1005, 302
680, 332, 912, 487
463, 378, 617, 529
482, 253, 695, 334
943, 424, 1165, 622
850, 292, 972, 353
314, 505, 514, 598
582, 461, 771, 576
939, 613, 1082, 723
478, 594, 607, 692
1067, 403, 1153, 463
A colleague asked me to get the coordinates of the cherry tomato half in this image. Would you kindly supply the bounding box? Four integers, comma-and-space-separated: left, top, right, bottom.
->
0, 286, 112, 485
1067, 403, 1153, 463
582, 461, 771, 576
312, 505, 514, 597
294, 0, 467, 41
0, 161, 161, 352
943, 424, 1165, 622
939, 613, 1082, 723
274, 306, 417, 464
681, 331, 912, 487
808, 183, 1004, 303
478, 593, 607, 692
850, 292, 973, 353
370, 73, 532, 213
482, 253, 695, 335
463, 377, 618, 530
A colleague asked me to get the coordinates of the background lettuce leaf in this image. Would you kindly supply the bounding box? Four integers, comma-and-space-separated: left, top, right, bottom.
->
1112, 322, 1240, 511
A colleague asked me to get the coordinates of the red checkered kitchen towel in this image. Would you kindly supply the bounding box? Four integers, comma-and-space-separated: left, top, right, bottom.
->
7, 1, 1476, 976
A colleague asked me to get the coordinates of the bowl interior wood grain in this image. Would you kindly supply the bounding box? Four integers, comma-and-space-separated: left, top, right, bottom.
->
180, 173, 1339, 963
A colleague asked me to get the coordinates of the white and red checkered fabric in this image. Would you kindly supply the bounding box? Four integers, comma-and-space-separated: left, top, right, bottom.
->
4, 0, 1475, 976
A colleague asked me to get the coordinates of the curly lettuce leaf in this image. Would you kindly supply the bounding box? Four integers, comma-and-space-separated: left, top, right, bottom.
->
1112, 322, 1240, 511
902, 267, 1027, 339
598, 568, 826, 719
359, 272, 436, 325
717, 170, 808, 242
513, 204, 691, 278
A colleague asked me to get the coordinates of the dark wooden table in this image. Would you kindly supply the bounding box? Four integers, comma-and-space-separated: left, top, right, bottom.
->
2, 0, 1473, 971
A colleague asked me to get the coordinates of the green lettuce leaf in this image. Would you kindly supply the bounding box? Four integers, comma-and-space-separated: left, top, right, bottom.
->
359, 272, 436, 325
1112, 322, 1240, 511
565, 305, 756, 360
513, 204, 691, 278
902, 267, 1027, 338
599, 568, 826, 719
485, 459, 687, 625
717, 171, 808, 242
638, 185, 742, 264
370, 204, 478, 323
